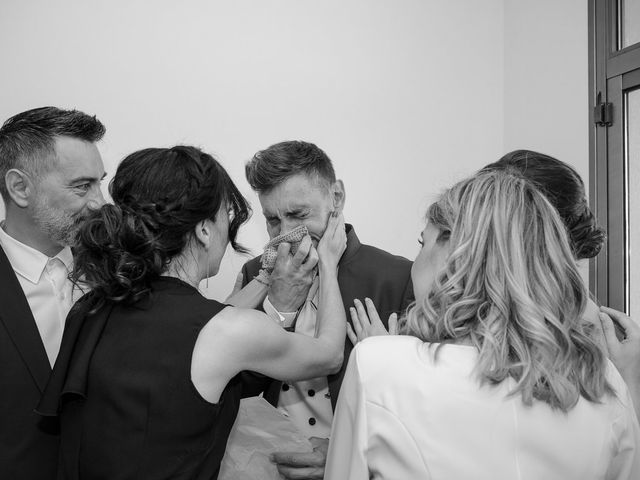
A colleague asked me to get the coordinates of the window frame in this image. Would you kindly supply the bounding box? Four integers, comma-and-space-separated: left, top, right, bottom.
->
589, 0, 640, 313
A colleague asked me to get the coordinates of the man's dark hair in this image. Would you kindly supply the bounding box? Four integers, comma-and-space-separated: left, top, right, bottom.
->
0, 106, 106, 201
245, 140, 336, 193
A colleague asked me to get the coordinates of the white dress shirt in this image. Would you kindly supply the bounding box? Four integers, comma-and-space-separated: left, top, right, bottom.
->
263, 277, 334, 438
0, 223, 75, 366
326, 335, 640, 480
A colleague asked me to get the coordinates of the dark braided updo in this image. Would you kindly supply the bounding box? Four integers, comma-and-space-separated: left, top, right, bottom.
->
482, 150, 605, 260
73, 146, 251, 307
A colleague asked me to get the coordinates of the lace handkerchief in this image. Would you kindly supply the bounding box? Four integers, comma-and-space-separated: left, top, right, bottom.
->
261, 225, 309, 272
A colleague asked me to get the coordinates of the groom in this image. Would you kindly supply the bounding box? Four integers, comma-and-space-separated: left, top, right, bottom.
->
240, 140, 413, 479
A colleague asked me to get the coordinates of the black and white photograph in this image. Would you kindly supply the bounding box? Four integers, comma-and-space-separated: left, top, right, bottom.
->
0, 1, 639, 479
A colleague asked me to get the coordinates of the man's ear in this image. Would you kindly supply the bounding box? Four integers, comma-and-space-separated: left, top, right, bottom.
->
194, 220, 211, 249
5, 169, 32, 208
331, 179, 345, 212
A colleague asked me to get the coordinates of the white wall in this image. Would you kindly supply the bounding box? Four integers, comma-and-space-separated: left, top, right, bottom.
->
502, 0, 590, 280
503, 0, 589, 182
0, 0, 590, 300
0, 0, 505, 299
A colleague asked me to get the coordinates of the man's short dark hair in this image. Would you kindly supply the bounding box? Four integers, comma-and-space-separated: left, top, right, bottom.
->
245, 140, 336, 193
0, 106, 106, 201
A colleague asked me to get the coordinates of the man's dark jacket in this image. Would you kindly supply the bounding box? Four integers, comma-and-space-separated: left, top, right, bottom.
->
0, 245, 59, 479
241, 224, 414, 409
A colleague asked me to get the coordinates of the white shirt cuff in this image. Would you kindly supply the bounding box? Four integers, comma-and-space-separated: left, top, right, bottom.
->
263, 296, 298, 328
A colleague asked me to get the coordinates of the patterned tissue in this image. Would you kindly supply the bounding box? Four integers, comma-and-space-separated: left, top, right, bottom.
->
261, 225, 309, 272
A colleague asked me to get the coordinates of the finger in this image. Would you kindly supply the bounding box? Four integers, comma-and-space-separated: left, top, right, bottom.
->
588, 317, 609, 356
275, 241, 292, 264
364, 298, 382, 326
303, 245, 319, 270
326, 211, 345, 240
292, 235, 312, 267
388, 312, 398, 335
275, 464, 324, 479
354, 299, 371, 328
599, 312, 620, 356
308, 436, 327, 447
346, 322, 358, 345
324, 210, 339, 237
335, 212, 347, 249
272, 451, 321, 466
350, 306, 363, 338
600, 306, 637, 334
335, 212, 346, 236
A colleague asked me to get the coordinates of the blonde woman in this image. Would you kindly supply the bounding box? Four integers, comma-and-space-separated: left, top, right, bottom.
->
325, 170, 640, 480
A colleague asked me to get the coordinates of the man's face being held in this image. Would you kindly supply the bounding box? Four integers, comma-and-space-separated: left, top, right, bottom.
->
259, 173, 344, 246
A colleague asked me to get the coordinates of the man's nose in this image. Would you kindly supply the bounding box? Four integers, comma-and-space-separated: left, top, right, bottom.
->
87, 187, 106, 210
280, 218, 302, 235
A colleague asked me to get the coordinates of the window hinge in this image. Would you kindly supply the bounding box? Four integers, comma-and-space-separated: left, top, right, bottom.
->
594, 92, 613, 127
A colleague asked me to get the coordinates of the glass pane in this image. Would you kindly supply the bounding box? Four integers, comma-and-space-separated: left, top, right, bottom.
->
626, 86, 640, 315
620, 0, 640, 49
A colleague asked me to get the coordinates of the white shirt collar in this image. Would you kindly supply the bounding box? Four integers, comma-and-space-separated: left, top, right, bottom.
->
0, 221, 73, 284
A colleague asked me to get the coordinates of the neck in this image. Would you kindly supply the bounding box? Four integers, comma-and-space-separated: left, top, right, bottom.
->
164, 253, 203, 289
3, 213, 64, 258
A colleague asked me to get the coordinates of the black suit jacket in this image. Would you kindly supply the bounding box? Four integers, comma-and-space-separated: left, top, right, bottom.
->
241, 224, 414, 409
0, 245, 59, 480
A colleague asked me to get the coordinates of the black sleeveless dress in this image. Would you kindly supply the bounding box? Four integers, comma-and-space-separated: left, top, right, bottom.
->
38, 277, 245, 480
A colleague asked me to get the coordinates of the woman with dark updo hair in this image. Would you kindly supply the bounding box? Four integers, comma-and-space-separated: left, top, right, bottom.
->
481, 149, 606, 260
38, 146, 347, 480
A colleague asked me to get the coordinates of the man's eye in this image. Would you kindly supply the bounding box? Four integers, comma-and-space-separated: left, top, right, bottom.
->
418, 238, 424, 247
74, 183, 91, 192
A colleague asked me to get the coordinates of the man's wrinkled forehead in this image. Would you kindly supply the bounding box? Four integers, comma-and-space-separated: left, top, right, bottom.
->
258, 174, 331, 212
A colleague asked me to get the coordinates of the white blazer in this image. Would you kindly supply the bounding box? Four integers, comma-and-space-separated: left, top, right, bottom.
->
326, 336, 640, 480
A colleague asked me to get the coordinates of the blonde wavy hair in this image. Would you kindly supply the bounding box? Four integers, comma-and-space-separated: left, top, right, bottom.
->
402, 170, 612, 411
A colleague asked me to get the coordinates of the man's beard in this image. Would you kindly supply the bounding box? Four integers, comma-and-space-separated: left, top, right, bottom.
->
31, 197, 85, 247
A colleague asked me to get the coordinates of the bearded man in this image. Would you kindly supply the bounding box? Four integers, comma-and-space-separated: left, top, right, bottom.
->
0, 106, 106, 480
